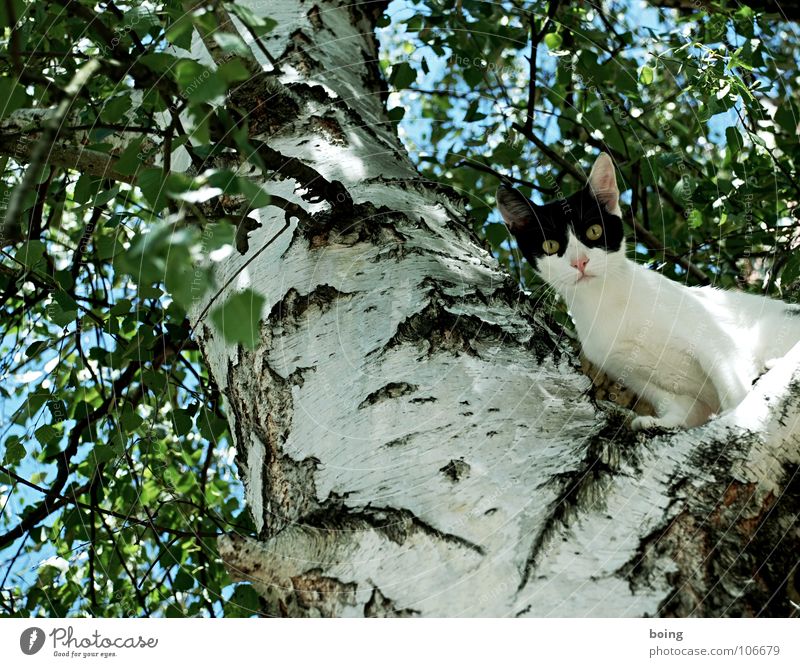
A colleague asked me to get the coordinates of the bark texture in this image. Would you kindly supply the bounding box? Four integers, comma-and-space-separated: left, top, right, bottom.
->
188, 0, 800, 617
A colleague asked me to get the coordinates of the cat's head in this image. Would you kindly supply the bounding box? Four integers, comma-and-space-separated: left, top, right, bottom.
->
496, 153, 625, 294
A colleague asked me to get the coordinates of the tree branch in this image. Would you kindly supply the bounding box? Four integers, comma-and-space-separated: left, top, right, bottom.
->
3, 59, 101, 242
454, 158, 557, 195
523, 1, 561, 136
0, 464, 222, 541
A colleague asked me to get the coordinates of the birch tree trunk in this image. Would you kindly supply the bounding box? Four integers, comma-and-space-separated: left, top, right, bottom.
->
193, 0, 800, 617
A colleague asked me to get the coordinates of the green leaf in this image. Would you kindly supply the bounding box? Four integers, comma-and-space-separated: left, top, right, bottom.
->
137, 167, 168, 211
3, 436, 26, 466
390, 62, 417, 89
387, 106, 405, 123
464, 66, 483, 88
92, 444, 120, 464
227, 3, 277, 37
214, 32, 251, 57
34, 424, 59, 446
544, 32, 562, 50
25, 340, 48, 358
54, 290, 78, 312
687, 209, 703, 229
0, 76, 31, 119
14, 240, 47, 273
165, 10, 194, 50
210, 289, 265, 349
172, 409, 194, 436
639, 66, 654, 85
140, 52, 178, 74
0, 0, 24, 33
781, 253, 800, 285
725, 126, 744, 153
464, 100, 485, 123
115, 138, 146, 176
174, 60, 227, 104
237, 178, 271, 209
224, 583, 260, 617
47, 400, 68, 424
123, 5, 161, 34
110, 299, 132, 316
119, 406, 144, 432
218, 59, 252, 84
74, 174, 102, 204
484, 223, 509, 248
101, 94, 132, 123
164, 243, 196, 310
173, 569, 195, 592
94, 233, 120, 260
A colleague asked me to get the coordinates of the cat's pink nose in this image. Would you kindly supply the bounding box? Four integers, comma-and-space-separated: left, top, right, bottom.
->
571, 256, 589, 273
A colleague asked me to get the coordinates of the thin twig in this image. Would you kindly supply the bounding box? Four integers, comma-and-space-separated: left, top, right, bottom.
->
192, 205, 302, 327
0, 465, 222, 540
523, 1, 561, 135
454, 158, 557, 195
4, 59, 101, 238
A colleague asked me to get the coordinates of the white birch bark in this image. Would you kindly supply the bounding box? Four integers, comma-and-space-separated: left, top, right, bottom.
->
182, 0, 800, 617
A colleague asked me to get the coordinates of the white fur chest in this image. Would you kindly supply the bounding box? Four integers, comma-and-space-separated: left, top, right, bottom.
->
566, 268, 720, 409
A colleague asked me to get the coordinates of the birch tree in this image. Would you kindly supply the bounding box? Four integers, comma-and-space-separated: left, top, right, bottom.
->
0, 0, 798, 617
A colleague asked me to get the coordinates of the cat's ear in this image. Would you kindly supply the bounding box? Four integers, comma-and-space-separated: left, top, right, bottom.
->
588, 152, 622, 217
496, 185, 535, 233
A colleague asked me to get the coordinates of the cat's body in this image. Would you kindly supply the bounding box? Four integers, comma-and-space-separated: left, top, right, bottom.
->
497, 153, 800, 430
566, 255, 800, 428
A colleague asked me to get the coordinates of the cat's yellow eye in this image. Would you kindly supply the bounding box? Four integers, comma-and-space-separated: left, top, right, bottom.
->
586, 224, 603, 241
542, 239, 560, 255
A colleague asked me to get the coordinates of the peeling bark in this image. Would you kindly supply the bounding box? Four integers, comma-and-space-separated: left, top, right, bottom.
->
185, 0, 800, 617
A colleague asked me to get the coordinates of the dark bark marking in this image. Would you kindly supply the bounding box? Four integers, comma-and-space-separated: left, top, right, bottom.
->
364, 586, 420, 617
362, 506, 486, 555
267, 284, 355, 331
661, 468, 800, 617
519, 410, 640, 589
382, 432, 419, 448
306, 5, 324, 30
251, 139, 352, 211
289, 569, 358, 617
225, 345, 322, 539
308, 114, 348, 146
618, 429, 800, 617
515, 604, 532, 617
379, 297, 514, 359
300, 201, 408, 247
301, 503, 485, 556
279, 30, 320, 74
440, 458, 471, 483
229, 72, 301, 137
358, 381, 419, 409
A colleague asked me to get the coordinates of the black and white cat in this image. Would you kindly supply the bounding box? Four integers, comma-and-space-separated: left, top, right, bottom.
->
497, 153, 800, 430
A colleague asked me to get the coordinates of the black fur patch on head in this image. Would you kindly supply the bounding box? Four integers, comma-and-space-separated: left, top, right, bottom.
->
496, 184, 624, 270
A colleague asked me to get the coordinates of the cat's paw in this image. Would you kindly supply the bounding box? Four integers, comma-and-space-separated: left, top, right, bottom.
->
630, 415, 659, 431
630, 415, 680, 432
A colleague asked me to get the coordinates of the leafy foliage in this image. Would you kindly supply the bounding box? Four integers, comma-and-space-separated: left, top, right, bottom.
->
1, 0, 799, 618
0, 0, 270, 617
378, 0, 800, 313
